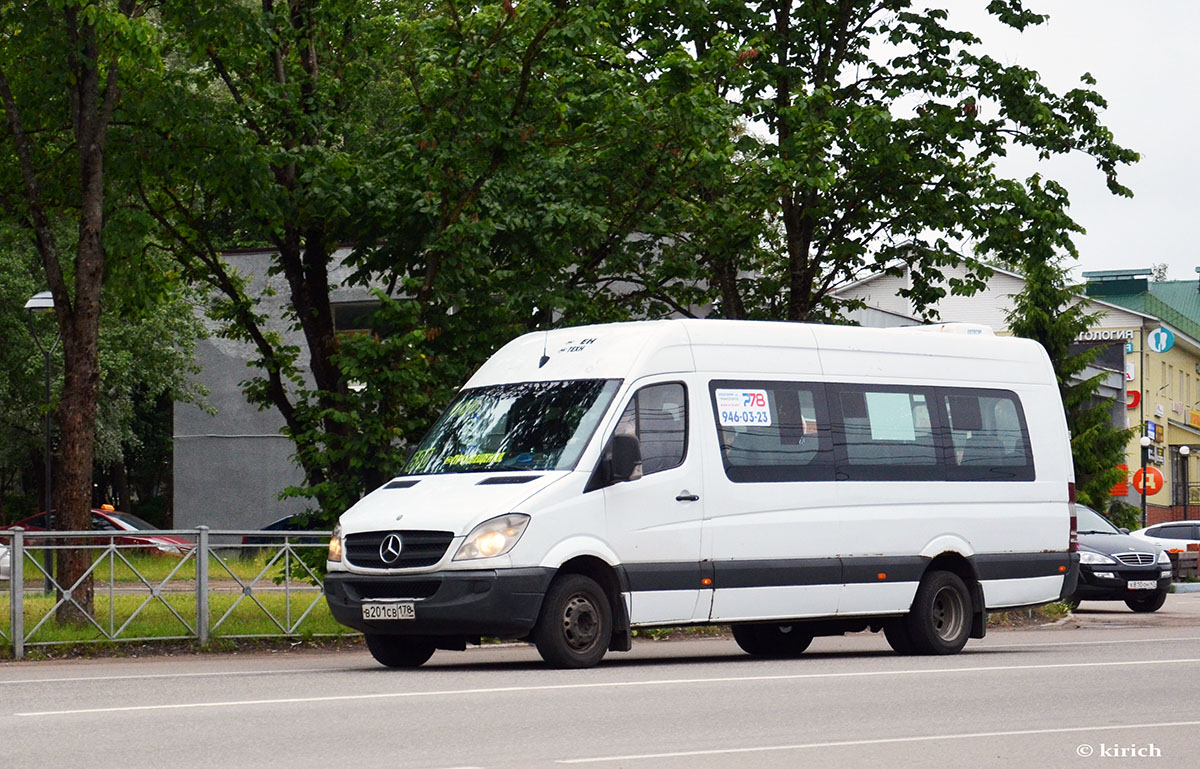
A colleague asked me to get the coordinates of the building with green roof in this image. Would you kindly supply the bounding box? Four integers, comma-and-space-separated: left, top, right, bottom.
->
1085, 269, 1200, 525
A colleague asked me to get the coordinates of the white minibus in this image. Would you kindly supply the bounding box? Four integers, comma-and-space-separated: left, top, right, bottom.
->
324, 320, 1079, 668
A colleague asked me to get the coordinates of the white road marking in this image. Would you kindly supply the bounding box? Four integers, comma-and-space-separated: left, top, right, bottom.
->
0, 667, 350, 686
15, 657, 1200, 717
980, 635, 1200, 649
556, 720, 1200, 763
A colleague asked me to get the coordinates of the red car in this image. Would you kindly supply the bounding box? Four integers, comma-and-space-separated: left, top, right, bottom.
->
3, 505, 193, 555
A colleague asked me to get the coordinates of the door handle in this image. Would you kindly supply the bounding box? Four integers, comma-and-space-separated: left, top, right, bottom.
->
675, 492, 700, 502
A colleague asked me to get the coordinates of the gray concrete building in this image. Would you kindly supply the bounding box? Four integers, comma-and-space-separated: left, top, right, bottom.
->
172, 247, 370, 530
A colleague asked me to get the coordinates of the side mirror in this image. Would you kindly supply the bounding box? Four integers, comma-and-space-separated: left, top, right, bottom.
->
610, 434, 642, 482
1119, 528, 1130, 535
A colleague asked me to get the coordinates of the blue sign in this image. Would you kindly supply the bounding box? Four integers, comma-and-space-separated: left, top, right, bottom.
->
1126, 341, 1134, 354
1147, 421, 1158, 441
1147, 326, 1175, 353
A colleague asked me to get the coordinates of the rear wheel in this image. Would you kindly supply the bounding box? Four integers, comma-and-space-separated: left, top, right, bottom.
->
903, 571, 972, 655
364, 634, 436, 668
533, 574, 612, 669
732, 624, 814, 657
1125, 589, 1168, 613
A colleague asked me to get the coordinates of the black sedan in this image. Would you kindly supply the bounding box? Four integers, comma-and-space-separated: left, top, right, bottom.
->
1067, 504, 1173, 612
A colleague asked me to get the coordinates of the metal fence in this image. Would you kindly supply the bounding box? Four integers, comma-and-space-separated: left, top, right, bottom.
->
1, 527, 344, 659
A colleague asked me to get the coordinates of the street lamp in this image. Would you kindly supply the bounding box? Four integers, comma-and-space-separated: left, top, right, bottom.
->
24, 290, 58, 594
1140, 435, 1152, 529
1181, 445, 1191, 521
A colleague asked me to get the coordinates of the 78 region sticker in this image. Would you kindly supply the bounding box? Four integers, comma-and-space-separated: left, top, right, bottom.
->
715, 389, 772, 426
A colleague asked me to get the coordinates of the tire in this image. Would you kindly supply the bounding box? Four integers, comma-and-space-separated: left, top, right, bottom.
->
1125, 589, 1168, 613
732, 624, 814, 658
1062, 597, 1081, 612
903, 571, 972, 655
883, 621, 916, 655
533, 574, 612, 669
364, 634, 436, 668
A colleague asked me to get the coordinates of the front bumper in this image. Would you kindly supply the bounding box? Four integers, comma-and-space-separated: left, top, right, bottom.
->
323, 567, 555, 638
1073, 563, 1172, 601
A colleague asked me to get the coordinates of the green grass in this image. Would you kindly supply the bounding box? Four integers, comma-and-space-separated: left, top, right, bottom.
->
0, 590, 354, 653
4, 547, 323, 586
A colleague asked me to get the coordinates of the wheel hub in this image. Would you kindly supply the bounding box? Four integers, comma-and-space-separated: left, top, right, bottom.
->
931, 585, 966, 641
562, 594, 600, 650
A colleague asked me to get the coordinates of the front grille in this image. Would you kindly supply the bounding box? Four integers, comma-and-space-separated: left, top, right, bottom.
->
345, 530, 454, 569
1115, 552, 1155, 566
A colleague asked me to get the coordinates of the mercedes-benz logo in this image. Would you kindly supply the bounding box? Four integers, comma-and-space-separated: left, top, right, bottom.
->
379, 533, 403, 564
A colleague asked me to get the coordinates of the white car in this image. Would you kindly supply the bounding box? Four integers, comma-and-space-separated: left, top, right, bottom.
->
1130, 521, 1200, 551
0, 542, 10, 581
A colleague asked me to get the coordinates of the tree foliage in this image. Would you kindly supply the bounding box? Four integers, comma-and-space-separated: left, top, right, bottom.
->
633, 1, 1136, 321
137, 0, 731, 530
1002, 178, 1132, 512
0, 0, 166, 620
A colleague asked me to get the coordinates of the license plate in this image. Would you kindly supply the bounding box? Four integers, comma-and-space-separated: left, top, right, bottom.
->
1127, 580, 1157, 591
362, 602, 415, 621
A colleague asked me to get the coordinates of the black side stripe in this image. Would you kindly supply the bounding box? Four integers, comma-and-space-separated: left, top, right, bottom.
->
714, 558, 840, 588
972, 552, 1072, 581
623, 562, 706, 592
619, 553, 1069, 592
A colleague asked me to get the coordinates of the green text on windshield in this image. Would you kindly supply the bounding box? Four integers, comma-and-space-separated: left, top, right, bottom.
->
405, 379, 622, 474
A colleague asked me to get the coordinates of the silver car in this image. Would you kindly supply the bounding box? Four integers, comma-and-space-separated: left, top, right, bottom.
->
0, 543, 10, 581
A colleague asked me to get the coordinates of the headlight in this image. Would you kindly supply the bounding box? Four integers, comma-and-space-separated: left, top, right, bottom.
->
1157, 549, 1171, 565
454, 514, 530, 561
1079, 551, 1116, 565
328, 524, 343, 562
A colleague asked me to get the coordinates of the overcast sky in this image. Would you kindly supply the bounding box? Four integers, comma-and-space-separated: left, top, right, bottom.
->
945, 1, 1200, 281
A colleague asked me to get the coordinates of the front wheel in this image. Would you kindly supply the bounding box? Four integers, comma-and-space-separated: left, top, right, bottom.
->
732, 624, 813, 657
364, 634, 436, 668
1125, 589, 1168, 613
533, 574, 612, 669
903, 571, 972, 655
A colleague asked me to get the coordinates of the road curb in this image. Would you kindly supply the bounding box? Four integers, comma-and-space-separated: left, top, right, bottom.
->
1170, 582, 1200, 593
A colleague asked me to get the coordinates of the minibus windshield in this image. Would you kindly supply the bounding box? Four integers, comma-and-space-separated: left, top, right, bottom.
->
405, 379, 622, 474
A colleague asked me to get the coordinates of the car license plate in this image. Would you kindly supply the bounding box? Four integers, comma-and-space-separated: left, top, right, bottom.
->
1127, 580, 1157, 591
362, 602, 415, 621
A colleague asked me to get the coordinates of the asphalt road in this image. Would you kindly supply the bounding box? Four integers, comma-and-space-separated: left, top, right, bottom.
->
3, 595, 1200, 769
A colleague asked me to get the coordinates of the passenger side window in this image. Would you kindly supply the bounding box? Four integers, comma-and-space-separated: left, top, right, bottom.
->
1154, 524, 1194, 540
710, 380, 833, 482
615, 383, 687, 475
941, 390, 1034, 481
833, 386, 940, 480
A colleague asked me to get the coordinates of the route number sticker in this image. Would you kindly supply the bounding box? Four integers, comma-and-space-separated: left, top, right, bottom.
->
715, 389, 772, 426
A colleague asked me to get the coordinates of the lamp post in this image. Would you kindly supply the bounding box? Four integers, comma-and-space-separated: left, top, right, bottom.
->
1181, 445, 1191, 521
1140, 435, 1152, 529
24, 290, 58, 594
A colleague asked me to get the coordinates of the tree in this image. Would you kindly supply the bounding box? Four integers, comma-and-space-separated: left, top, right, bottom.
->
633, 0, 1137, 321
1000, 177, 1132, 513
0, 0, 159, 621
137, 0, 731, 531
